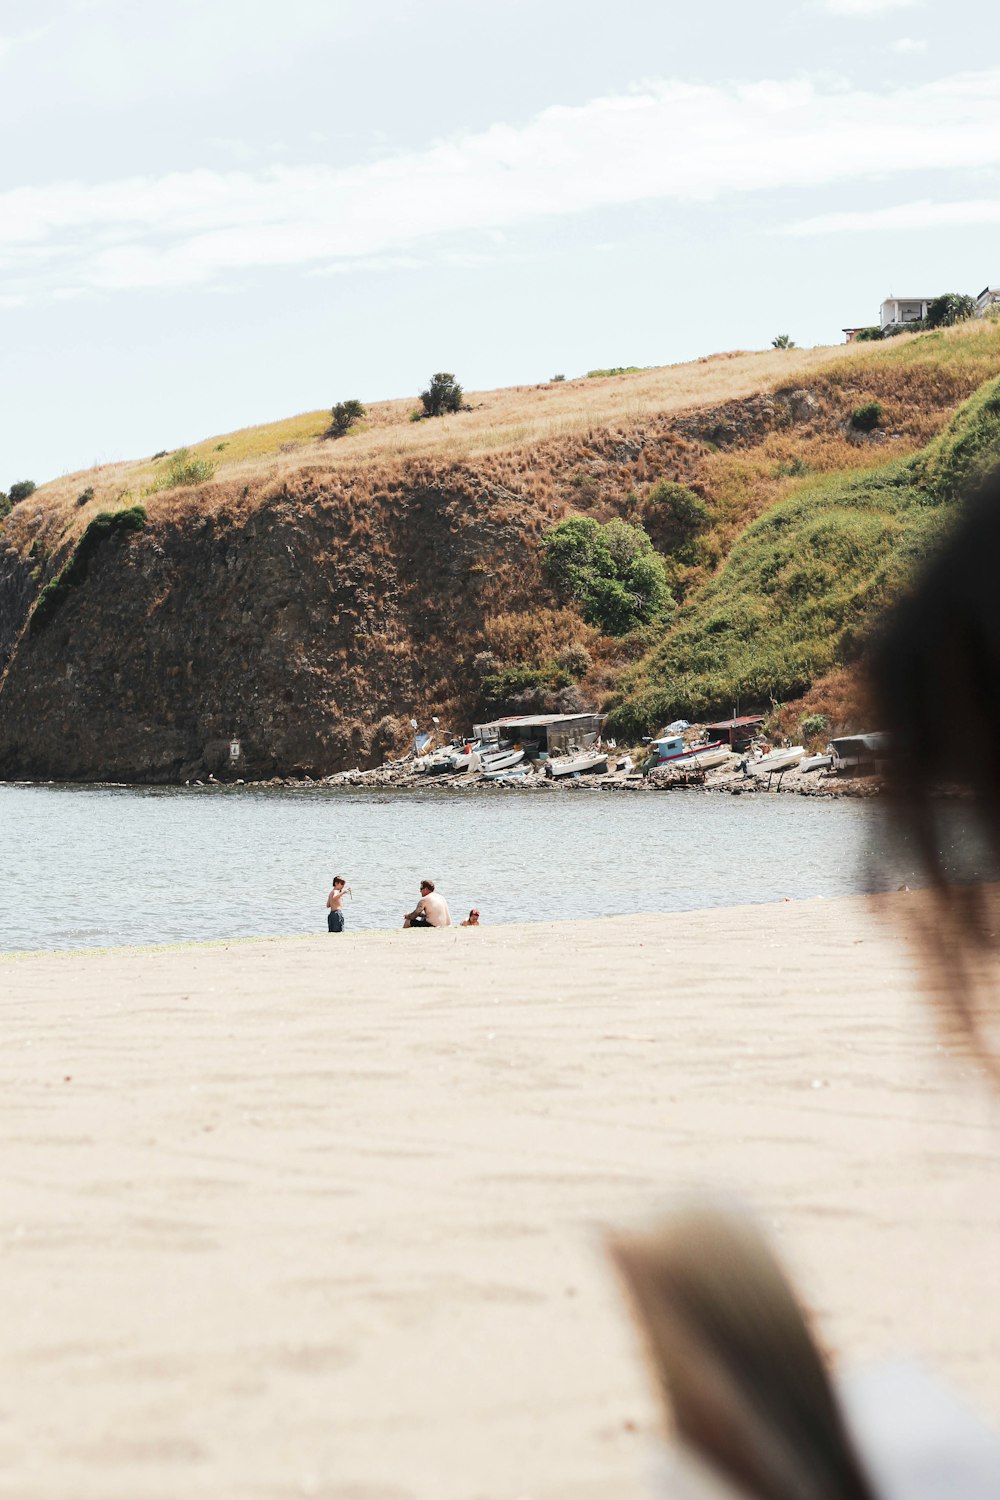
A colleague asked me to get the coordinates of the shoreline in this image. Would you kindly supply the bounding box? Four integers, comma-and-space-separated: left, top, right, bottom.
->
0, 891, 843, 962
4, 890, 999, 1500
0, 769, 884, 797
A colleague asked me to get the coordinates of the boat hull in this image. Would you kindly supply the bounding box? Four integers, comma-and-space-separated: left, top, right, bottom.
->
751, 746, 805, 775
546, 753, 608, 779
481, 749, 524, 773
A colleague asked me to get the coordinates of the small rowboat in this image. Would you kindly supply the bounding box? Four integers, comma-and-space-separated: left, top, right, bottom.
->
751, 746, 804, 775
480, 748, 524, 774
546, 750, 608, 779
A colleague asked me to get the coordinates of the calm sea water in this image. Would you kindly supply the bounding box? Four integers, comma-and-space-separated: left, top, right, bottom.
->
0, 783, 938, 952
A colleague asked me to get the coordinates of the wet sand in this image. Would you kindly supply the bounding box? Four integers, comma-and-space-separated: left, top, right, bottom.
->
2, 893, 998, 1500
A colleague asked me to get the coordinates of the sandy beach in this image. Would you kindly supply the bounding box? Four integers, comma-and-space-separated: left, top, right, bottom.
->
2, 893, 999, 1500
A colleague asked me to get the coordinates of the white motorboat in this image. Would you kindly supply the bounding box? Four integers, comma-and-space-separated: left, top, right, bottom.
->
480, 747, 524, 774
800, 753, 832, 774
545, 750, 608, 779
483, 766, 529, 783
682, 746, 734, 772
751, 745, 804, 775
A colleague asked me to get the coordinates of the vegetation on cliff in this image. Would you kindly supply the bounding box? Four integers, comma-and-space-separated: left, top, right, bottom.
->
31, 506, 147, 633
604, 373, 1000, 739
541, 516, 673, 635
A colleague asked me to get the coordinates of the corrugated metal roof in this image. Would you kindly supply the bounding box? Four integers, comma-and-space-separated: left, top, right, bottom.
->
705, 715, 765, 729
478, 713, 600, 729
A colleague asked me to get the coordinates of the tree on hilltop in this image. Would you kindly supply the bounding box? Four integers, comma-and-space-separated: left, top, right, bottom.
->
329, 399, 366, 437
772, 334, 796, 349
420, 372, 463, 417
926, 293, 975, 328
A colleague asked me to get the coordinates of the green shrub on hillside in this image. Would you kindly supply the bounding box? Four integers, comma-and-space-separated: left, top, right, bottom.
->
853, 327, 883, 342
31, 507, 147, 633
604, 373, 1000, 738
586, 366, 642, 378
420, 373, 463, 417
850, 401, 883, 432
146, 449, 215, 493
771, 335, 796, 350
640, 480, 712, 558
0, 492, 9, 522
542, 516, 674, 635
329, 399, 366, 436
8, 480, 36, 504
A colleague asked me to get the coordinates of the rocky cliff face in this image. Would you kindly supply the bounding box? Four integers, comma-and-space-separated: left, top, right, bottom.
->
0, 477, 549, 782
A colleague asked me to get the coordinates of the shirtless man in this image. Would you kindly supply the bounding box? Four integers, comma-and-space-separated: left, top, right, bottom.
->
326, 875, 352, 933
403, 879, 451, 929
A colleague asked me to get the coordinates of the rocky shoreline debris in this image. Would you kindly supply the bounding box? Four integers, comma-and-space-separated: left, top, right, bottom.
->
222, 754, 882, 799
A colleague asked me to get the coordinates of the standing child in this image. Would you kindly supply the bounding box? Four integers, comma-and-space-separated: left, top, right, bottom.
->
326, 875, 352, 932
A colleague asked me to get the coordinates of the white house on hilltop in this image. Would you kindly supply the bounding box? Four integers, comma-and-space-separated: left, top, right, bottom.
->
975, 285, 1000, 316
880, 295, 932, 334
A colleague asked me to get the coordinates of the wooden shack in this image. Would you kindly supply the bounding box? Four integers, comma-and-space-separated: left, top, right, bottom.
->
473, 713, 602, 759
704, 715, 765, 752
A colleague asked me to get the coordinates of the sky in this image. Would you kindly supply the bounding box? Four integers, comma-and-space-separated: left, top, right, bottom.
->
1, 0, 997, 483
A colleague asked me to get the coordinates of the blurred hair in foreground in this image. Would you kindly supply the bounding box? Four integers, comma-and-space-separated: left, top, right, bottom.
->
869, 467, 1000, 1071
607, 476, 1000, 1499
610, 1207, 877, 1500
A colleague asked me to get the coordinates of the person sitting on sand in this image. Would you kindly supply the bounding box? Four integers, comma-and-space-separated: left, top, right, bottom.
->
326, 875, 352, 933
461, 908, 480, 927
403, 879, 451, 929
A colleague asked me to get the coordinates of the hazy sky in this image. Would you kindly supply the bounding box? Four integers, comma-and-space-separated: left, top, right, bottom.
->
1, 0, 997, 483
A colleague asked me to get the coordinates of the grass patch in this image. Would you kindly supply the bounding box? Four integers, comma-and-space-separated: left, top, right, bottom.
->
145, 448, 216, 493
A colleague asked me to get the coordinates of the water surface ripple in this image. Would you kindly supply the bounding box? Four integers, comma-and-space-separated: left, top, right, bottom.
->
0, 783, 922, 951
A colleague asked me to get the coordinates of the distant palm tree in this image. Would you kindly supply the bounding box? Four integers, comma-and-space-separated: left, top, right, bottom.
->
771, 334, 796, 349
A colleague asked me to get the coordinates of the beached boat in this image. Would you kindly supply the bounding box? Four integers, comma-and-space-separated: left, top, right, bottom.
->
447, 748, 481, 772
829, 732, 890, 772
681, 746, 734, 772
800, 753, 832, 774
645, 734, 728, 770
483, 766, 529, 783
480, 747, 524, 773
545, 750, 608, 779
750, 745, 804, 775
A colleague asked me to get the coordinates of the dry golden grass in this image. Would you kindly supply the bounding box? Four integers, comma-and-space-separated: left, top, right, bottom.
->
25, 333, 945, 514
12, 319, 1000, 585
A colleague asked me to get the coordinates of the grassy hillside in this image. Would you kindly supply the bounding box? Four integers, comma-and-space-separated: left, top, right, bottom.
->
3, 318, 1000, 778
605, 363, 1000, 740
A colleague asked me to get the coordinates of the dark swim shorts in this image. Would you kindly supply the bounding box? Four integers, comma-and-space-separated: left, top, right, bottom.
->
327, 909, 345, 933
408, 912, 432, 928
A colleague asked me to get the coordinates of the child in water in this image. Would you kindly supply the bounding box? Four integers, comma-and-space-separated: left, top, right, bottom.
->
326, 875, 352, 932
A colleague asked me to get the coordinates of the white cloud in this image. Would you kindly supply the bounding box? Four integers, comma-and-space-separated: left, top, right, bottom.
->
783, 199, 1000, 235
2, 68, 1000, 301
891, 36, 928, 52
820, 0, 920, 14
